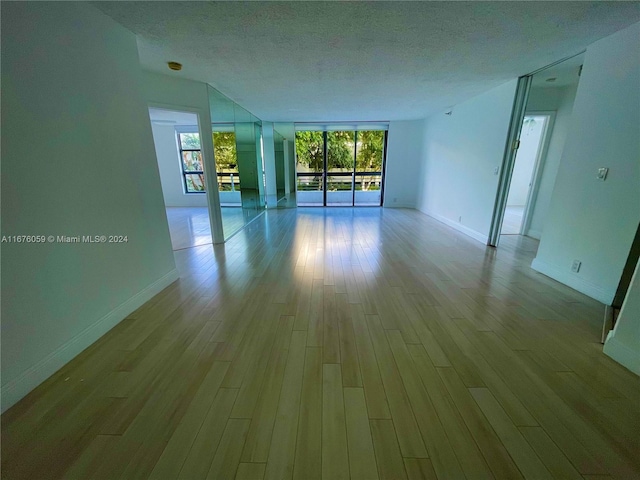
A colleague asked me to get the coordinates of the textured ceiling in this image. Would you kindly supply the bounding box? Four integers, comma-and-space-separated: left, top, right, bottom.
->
94, 1, 640, 122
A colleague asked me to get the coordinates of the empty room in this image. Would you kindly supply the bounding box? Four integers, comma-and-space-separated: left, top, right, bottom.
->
2, 2, 639, 479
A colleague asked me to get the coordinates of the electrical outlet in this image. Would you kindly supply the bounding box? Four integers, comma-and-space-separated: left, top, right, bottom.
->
493, 166, 500, 175
597, 168, 608, 181
393, 197, 397, 203
571, 260, 581, 273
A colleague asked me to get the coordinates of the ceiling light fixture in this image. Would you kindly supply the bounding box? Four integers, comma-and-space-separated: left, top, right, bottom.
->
167, 61, 182, 71
546, 77, 557, 82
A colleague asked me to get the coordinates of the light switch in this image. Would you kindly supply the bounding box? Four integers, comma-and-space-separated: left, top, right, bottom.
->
597, 167, 609, 181
494, 166, 500, 175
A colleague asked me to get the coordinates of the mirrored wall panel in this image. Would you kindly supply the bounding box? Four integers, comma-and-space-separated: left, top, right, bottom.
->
208, 85, 265, 239
274, 123, 296, 208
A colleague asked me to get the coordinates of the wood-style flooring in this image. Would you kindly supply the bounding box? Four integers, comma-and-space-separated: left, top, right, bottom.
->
500, 206, 525, 235
2, 207, 639, 479
165, 207, 256, 250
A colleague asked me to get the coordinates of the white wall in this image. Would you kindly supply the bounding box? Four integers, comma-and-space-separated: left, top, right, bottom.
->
604, 258, 640, 375
1, 3, 178, 411
526, 85, 578, 238
416, 81, 518, 242
384, 120, 425, 208
532, 22, 640, 304
151, 123, 208, 207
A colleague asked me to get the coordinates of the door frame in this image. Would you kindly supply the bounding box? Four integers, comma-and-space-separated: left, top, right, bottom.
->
294, 129, 388, 207
519, 111, 556, 236
488, 50, 584, 247
147, 102, 225, 245
488, 75, 532, 246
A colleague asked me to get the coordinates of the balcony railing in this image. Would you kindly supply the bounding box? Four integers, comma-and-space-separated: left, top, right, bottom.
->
217, 172, 240, 192
296, 172, 381, 191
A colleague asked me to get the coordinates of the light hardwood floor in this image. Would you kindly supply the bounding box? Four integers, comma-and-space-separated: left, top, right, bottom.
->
500, 206, 525, 235
3, 207, 639, 479
165, 207, 256, 250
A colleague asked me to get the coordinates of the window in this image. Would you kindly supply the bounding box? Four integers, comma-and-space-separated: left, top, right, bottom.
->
295, 129, 386, 206
177, 132, 205, 193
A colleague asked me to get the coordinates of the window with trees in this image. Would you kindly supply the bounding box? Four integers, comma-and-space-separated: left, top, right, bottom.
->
178, 132, 205, 193
294, 129, 386, 206
213, 131, 240, 192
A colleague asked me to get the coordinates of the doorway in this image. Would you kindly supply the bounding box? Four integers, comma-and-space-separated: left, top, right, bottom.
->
501, 114, 552, 235
148, 107, 213, 250
294, 129, 386, 207
489, 52, 584, 246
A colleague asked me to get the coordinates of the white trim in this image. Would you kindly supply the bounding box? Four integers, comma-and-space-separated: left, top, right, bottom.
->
603, 334, 640, 376
174, 125, 199, 134
295, 122, 389, 132
384, 203, 415, 209
526, 228, 542, 240
422, 210, 489, 244
530, 257, 613, 304
1, 269, 180, 413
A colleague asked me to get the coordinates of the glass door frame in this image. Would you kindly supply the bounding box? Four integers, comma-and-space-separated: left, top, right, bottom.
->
296, 128, 388, 207
354, 130, 387, 207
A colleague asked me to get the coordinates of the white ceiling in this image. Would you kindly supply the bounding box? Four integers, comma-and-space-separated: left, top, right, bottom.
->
95, 1, 640, 122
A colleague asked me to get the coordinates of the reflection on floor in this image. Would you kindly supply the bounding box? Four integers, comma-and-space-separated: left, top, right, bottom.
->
501, 205, 525, 235
165, 207, 266, 250
165, 207, 211, 250
5, 208, 639, 479
221, 207, 249, 240
277, 195, 297, 209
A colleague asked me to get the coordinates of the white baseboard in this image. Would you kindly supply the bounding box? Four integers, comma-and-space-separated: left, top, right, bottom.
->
603, 334, 640, 376
526, 228, 542, 240
384, 203, 415, 209
420, 209, 488, 244
530, 258, 613, 305
1, 268, 180, 413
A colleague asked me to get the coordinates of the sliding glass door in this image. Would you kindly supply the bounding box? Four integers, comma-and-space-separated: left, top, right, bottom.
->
326, 131, 355, 206
295, 129, 386, 207
294, 131, 324, 206
355, 131, 384, 206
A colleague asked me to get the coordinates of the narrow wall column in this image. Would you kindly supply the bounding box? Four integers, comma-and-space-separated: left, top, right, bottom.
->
199, 116, 225, 244
262, 122, 278, 207
283, 139, 291, 196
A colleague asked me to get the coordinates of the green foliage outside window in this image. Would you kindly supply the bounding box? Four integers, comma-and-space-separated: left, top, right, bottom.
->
327, 131, 355, 170
356, 131, 384, 191
213, 131, 240, 192
356, 131, 384, 171
213, 132, 238, 172
295, 130, 384, 192
295, 131, 325, 173
180, 133, 201, 149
